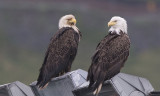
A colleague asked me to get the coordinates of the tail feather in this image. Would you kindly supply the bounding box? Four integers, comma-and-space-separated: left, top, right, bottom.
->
39, 83, 49, 90
93, 70, 105, 90
87, 67, 95, 88
93, 83, 102, 96
36, 75, 50, 90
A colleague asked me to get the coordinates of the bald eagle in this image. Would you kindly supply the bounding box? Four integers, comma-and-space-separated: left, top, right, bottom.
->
87, 16, 130, 95
36, 14, 82, 89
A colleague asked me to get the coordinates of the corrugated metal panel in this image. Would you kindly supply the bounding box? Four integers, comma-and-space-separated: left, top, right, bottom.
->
0, 81, 35, 96
0, 69, 159, 96
30, 69, 87, 96
73, 72, 155, 96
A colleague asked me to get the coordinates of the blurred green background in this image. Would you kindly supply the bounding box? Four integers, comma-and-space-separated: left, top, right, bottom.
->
0, 0, 160, 90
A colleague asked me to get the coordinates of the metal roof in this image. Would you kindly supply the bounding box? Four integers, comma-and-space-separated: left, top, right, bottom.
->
0, 81, 34, 96
73, 73, 154, 96
30, 69, 87, 96
0, 69, 159, 96
30, 69, 154, 96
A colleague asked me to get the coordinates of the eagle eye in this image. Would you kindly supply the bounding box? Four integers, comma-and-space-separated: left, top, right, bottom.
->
67, 18, 72, 20
114, 20, 117, 22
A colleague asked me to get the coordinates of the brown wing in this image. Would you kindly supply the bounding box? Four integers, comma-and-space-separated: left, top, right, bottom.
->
87, 32, 130, 91
37, 27, 80, 88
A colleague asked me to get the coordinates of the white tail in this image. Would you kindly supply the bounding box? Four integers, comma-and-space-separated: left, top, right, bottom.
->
39, 83, 49, 90
93, 83, 102, 95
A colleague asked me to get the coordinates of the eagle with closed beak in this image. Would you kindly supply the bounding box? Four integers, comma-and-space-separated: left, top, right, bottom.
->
87, 16, 130, 95
36, 14, 82, 89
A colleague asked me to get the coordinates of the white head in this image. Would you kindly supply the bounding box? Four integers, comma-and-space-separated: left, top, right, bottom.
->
108, 16, 127, 35
59, 14, 79, 32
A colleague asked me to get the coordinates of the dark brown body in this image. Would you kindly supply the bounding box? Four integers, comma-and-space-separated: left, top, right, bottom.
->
87, 32, 130, 92
37, 27, 81, 88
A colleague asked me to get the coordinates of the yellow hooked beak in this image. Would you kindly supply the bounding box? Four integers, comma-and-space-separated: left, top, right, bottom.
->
108, 21, 116, 27
69, 18, 76, 25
